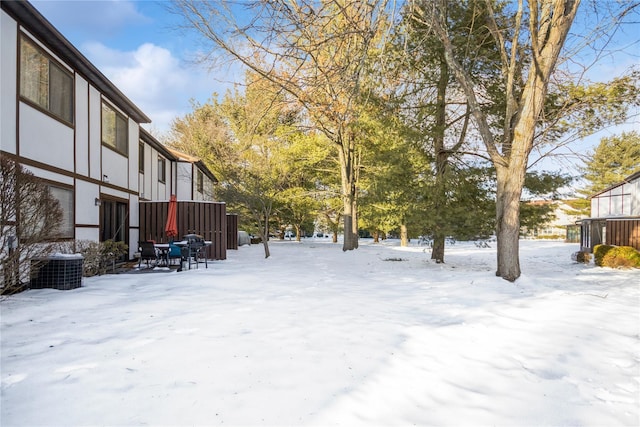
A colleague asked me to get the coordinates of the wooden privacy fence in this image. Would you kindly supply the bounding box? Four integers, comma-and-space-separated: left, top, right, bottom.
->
606, 219, 640, 250
139, 201, 231, 260
227, 214, 238, 250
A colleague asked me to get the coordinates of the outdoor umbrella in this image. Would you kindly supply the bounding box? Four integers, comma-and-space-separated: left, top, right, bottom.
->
165, 194, 178, 241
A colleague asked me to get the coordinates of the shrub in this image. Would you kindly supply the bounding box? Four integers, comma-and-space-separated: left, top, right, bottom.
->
572, 251, 591, 263
594, 244, 640, 268
1, 158, 63, 295
593, 244, 613, 266
51, 239, 129, 277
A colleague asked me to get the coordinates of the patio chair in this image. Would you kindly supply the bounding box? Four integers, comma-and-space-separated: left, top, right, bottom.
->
138, 241, 158, 268
166, 242, 185, 271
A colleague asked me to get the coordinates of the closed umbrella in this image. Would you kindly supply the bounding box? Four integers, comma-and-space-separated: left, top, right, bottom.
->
165, 195, 178, 241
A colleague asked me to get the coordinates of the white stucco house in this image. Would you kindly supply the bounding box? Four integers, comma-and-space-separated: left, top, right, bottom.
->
1, 1, 219, 263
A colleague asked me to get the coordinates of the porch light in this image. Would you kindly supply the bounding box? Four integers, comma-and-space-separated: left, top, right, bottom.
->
95, 198, 101, 206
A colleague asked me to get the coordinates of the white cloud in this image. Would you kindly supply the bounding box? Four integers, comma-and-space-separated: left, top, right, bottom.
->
82, 42, 231, 134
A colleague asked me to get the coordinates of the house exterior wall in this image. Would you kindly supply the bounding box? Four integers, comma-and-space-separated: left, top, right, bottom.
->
176, 161, 193, 200
1, 6, 146, 259
1, 12, 18, 155
139, 142, 167, 201
581, 173, 640, 252
591, 177, 640, 217
1, 2, 220, 270
88, 86, 102, 181
75, 77, 89, 176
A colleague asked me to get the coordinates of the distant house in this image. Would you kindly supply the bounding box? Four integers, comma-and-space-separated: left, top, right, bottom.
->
0, 1, 225, 263
578, 171, 640, 252
522, 200, 585, 242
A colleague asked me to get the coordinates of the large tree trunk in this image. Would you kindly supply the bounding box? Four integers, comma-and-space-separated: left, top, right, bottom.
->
494, 164, 526, 280
400, 223, 408, 247
430, 0, 580, 281
430, 54, 448, 263
339, 132, 359, 251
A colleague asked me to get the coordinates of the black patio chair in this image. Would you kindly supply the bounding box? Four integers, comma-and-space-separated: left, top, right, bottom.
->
182, 234, 208, 269
138, 241, 158, 268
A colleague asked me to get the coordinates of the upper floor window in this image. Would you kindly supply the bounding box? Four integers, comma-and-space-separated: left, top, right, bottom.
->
197, 170, 203, 193
139, 142, 145, 173
102, 102, 128, 155
158, 157, 166, 183
19, 36, 73, 124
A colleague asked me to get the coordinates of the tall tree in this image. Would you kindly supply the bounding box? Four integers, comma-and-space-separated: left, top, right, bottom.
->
274, 131, 331, 241
356, 105, 424, 244
172, 0, 393, 251
170, 73, 301, 257
412, 0, 638, 280
399, 0, 500, 262
562, 130, 640, 218
582, 131, 640, 194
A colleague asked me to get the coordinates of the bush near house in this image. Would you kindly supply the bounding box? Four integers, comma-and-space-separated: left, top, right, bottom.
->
572, 251, 591, 263
593, 244, 640, 268
1, 157, 64, 295
52, 240, 129, 276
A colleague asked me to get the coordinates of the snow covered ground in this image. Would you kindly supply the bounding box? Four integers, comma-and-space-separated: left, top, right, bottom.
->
1, 239, 638, 426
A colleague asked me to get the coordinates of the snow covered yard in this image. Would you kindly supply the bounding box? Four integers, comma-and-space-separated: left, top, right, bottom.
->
1, 239, 638, 426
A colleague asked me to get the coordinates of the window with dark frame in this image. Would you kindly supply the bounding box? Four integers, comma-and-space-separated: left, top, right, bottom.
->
48, 185, 74, 239
139, 142, 145, 173
102, 102, 128, 155
158, 157, 166, 183
19, 36, 73, 124
197, 170, 203, 193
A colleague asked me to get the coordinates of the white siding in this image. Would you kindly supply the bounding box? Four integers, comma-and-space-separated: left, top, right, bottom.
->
101, 147, 129, 188
88, 86, 102, 181
75, 76, 90, 176
591, 178, 639, 217
75, 180, 99, 226
128, 120, 139, 194
100, 186, 130, 200
0, 10, 17, 154
175, 161, 192, 199
631, 179, 640, 216
19, 104, 74, 170
76, 228, 99, 242
22, 165, 73, 186
139, 143, 151, 199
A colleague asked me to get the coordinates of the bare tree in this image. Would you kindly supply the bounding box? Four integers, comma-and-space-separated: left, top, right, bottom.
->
171, 0, 393, 251
0, 157, 63, 294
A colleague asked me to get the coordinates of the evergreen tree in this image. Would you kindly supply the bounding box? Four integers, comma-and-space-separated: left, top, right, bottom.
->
582, 131, 640, 194
564, 131, 640, 218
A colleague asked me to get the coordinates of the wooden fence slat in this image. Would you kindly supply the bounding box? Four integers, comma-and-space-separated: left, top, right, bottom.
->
606, 219, 640, 250
139, 201, 234, 260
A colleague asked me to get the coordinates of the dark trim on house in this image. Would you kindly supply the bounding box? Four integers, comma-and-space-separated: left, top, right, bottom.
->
18, 32, 76, 128
139, 128, 219, 188
0, 151, 140, 197
2, 0, 151, 124
590, 170, 640, 199
139, 128, 175, 160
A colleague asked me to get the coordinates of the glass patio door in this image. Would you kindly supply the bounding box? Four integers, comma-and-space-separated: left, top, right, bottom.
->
100, 199, 129, 247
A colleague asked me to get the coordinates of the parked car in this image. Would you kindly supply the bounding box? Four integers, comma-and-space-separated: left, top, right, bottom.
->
238, 231, 251, 246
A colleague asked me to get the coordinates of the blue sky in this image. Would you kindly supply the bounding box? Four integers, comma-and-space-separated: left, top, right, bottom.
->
30, 0, 638, 175
31, 0, 238, 136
